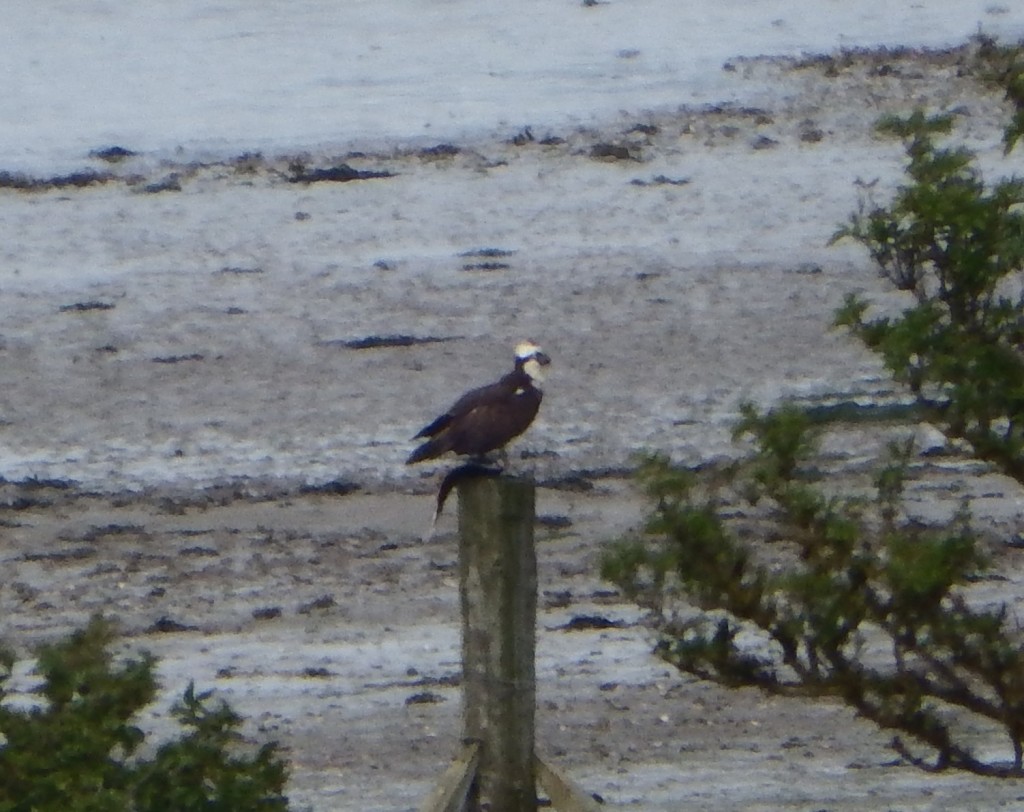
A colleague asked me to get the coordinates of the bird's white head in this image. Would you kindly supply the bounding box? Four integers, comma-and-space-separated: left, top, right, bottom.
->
514, 340, 551, 384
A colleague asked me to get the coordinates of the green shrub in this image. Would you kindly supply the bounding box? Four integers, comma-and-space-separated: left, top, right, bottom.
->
603, 404, 1024, 775
976, 36, 1024, 153
603, 36, 1024, 782
831, 105, 1024, 481
0, 617, 290, 811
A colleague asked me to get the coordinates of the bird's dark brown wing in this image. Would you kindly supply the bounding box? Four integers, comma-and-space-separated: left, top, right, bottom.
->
406, 383, 542, 464
441, 394, 541, 456
412, 376, 518, 439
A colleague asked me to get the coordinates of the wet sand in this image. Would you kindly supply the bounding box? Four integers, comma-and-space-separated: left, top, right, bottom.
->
3, 46, 1024, 809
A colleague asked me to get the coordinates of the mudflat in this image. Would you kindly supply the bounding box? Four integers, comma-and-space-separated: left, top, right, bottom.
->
3, 46, 1024, 809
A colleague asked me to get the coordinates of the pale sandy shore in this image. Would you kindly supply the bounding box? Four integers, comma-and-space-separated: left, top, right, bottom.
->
3, 46, 1024, 809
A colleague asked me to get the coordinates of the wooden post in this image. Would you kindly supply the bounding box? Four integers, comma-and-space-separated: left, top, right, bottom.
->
418, 742, 481, 812
458, 474, 537, 812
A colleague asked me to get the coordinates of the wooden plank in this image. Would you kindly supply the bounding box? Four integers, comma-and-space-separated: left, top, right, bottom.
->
418, 741, 481, 812
535, 757, 604, 812
458, 474, 538, 812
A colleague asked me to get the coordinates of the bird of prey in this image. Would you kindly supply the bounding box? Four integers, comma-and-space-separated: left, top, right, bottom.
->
407, 340, 551, 465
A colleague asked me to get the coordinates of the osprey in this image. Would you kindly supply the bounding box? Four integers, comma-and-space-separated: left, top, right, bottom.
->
406, 341, 551, 465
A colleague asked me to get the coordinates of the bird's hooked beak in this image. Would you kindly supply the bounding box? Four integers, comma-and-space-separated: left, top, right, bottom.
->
522, 348, 550, 384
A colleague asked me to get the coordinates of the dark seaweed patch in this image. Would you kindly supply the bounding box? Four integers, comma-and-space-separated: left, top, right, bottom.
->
22, 546, 96, 562
589, 143, 636, 161
147, 616, 200, 634
298, 479, 360, 496
13, 476, 76, 490
59, 301, 115, 313
461, 262, 511, 272
142, 175, 182, 193
557, 614, 626, 631
288, 163, 394, 183
297, 594, 336, 614
405, 692, 445, 705
0, 169, 114, 191
152, 353, 205, 364
419, 143, 460, 158
80, 523, 147, 542
90, 145, 137, 162
459, 247, 516, 258
302, 666, 334, 678
217, 266, 264, 275
180, 546, 219, 558
630, 175, 690, 187
328, 335, 457, 350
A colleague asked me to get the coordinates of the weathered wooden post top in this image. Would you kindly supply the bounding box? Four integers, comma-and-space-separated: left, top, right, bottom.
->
459, 474, 537, 812
419, 472, 600, 812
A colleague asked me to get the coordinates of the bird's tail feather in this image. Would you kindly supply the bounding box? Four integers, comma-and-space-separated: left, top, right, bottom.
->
406, 438, 441, 465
